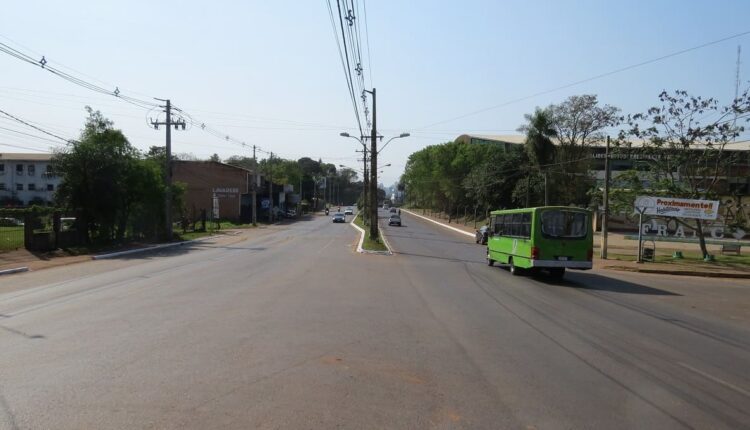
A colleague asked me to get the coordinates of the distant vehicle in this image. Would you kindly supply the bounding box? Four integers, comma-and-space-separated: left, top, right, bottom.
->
475, 225, 489, 245
0, 217, 23, 227
388, 214, 401, 226
332, 212, 346, 223
486, 206, 593, 278
344, 207, 354, 215
383, 204, 389, 209
389, 207, 397, 214
285, 209, 296, 218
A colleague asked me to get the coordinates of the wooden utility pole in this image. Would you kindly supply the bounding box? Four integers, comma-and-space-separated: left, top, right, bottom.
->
252, 145, 257, 226
268, 152, 274, 223
369, 88, 378, 239
601, 136, 611, 259
150, 99, 185, 240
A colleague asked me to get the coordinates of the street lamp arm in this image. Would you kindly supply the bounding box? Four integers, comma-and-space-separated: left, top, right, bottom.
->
378, 133, 410, 154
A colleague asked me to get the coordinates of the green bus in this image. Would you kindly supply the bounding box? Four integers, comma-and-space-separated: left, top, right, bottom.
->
486, 206, 593, 278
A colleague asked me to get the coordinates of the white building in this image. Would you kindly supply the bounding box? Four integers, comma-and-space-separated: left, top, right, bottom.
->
0, 153, 60, 206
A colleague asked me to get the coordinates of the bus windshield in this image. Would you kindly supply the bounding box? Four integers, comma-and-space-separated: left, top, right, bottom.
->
540, 210, 588, 239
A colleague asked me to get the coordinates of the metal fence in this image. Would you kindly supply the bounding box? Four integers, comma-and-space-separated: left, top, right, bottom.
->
0, 214, 25, 252
0, 210, 82, 253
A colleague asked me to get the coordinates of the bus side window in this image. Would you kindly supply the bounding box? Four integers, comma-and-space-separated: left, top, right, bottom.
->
492, 216, 501, 236
521, 213, 531, 238
511, 213, 522, 237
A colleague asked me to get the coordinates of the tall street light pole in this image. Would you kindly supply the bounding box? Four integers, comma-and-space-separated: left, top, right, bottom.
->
366, 88, 378, 240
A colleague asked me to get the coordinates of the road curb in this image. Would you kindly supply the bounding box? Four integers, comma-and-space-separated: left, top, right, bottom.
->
0, 266, 29, 276
349, 213, 391, 255
603, 265, 750, 279
91, 235, 218, 260
401, 209, 474, 238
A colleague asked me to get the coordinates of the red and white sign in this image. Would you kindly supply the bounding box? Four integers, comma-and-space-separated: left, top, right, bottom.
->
635, 196, 719, 220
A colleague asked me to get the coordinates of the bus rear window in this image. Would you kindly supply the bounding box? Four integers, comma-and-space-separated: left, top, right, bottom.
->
540, 210, 588, 239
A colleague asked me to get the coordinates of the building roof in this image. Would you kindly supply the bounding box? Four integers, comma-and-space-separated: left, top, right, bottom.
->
0, 152, 54, 161
454, 134, 750, 151
172, 159, 255, 174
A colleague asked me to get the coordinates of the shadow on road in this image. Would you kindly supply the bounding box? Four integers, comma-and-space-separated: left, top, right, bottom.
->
384, 232, 470, 246
541, 271, 682, 296
392, 250, 483, 264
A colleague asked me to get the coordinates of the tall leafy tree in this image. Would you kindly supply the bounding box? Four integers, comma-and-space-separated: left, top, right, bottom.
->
620, 88, 750, 257
53, 108, 141, 242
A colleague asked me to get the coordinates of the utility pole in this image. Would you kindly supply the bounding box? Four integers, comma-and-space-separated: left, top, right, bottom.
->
601, 136, 611, 259
150, 99, 185, 240
543, 171, 548, 206
252, 145, 257, 226
268, 152, 274, 223
357, 147, 368, 223
368, 88, 378, 239
525, 175, 530, 207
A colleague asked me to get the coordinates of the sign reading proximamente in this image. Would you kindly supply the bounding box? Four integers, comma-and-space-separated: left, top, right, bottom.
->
635, 196, 719, 220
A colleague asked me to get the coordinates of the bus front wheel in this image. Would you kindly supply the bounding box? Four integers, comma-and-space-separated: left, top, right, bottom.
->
487, 253, 494, 266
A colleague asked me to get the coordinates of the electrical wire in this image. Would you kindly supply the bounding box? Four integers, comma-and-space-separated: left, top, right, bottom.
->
361, 0, 373, 89
417, 29, 750, 130
0, 108, 75, 143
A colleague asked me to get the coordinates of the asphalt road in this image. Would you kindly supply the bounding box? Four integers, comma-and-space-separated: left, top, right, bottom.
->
0, 210, 748, 429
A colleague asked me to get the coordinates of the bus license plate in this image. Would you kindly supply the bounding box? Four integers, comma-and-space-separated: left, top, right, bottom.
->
557, 256, 569, 261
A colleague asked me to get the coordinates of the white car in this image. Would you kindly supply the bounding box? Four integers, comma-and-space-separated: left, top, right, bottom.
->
344, 207, 354, 215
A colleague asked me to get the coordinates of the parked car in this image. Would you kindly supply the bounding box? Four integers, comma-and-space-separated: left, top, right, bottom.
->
475, 225, 489, 245
285, 209, 297, 218
344, 207, 354, 215
388, 214, 401, 226
332, 212, 346, 223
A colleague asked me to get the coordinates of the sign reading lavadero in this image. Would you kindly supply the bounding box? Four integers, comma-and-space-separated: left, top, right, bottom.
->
636, 196, 720, 220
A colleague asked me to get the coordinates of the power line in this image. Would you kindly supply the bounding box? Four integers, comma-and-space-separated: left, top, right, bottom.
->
333, 0, 364, 135
417, 29, 750, 130
0, 39, 260, 157
0, 141, 52, 152
0, 125, 68, 145
362, 0, 373, 89
0, 107, 75, 143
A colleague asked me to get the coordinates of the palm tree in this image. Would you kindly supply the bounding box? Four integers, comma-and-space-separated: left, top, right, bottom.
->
518, 107, 557, 167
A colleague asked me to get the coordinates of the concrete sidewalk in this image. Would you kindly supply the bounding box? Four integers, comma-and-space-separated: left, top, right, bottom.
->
401, 208, 750, 279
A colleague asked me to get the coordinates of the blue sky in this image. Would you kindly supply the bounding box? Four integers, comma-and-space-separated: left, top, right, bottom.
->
2, 0, 749, 185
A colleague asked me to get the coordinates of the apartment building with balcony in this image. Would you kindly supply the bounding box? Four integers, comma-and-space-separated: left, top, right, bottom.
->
0, 153, 60, 206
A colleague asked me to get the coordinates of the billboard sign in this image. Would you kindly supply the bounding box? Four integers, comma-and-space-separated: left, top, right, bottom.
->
635, 196, 719, 220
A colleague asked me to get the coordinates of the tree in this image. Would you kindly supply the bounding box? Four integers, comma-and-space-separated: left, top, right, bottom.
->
208, 153, 221, 162
620, 88, 750, 257
521, 95, 620, 206
54, 107, 171, 243
54, 108, 142, 242
518, 107, 557, 167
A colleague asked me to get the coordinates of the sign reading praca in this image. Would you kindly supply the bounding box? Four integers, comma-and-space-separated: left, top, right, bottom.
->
635, 196, 720, 220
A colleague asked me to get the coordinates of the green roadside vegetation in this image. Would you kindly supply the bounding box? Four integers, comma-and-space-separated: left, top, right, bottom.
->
176, 220, 257, 241
0, 226, 24, 252
352, 214, 388, 252
606, 251, 750, 271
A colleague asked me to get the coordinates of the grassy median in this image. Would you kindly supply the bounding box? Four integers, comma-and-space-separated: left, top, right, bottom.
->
606, 251, 750, 270
353, 214, 388, 252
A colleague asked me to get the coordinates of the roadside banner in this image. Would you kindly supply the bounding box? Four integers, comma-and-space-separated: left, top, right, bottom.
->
635, 196, 719, 220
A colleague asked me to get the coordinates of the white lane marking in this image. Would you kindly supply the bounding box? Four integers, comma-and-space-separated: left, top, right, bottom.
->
677, 362, 750, 397
401, 209, 474, 238
349, 213, 366, 253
